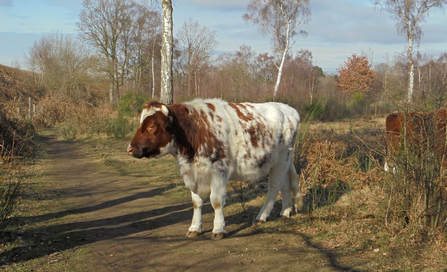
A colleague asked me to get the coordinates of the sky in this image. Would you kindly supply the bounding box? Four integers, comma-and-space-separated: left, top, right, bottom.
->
0, 0, 446, 74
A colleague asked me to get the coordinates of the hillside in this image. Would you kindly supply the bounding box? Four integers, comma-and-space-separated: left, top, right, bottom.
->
0, 64, 41, 102
0, 64, 41, 157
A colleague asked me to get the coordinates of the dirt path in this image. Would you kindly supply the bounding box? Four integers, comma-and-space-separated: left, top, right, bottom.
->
8, 131, 361, 271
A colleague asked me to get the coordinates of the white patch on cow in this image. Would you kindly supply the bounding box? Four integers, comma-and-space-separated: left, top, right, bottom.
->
140, 104, 170, 124
155, 138, 176, 159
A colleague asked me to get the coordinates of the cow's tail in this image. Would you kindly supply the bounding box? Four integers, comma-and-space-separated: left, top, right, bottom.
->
288, 159, 303, 212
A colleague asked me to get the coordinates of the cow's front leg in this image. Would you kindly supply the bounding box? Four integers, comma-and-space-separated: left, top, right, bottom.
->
210, 175, 227, 240
187, 191, 203, 238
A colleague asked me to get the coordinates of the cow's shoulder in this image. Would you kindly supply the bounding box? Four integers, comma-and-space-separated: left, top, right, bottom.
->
169, 99, 228, 161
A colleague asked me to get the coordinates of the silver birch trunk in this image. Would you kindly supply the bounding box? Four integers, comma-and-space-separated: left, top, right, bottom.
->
273, 25, 290, 98
407, 36, 414, 103
160, 0, 173, 105
151, 38, 156, 99
273, 49, 287, 98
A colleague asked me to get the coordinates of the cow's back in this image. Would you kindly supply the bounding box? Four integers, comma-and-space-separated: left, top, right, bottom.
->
385, 109, 447, 163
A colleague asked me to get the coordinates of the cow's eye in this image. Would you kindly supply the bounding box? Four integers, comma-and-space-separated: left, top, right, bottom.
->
147, 125, 155, 131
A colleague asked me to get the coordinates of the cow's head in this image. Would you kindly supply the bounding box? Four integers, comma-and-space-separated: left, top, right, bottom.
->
127, 101, 175, 159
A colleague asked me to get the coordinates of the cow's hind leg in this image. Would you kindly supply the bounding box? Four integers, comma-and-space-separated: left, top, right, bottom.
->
255, 153, 289, 223
280, 160, 303, 218
280, 176, 293, 218
187, 191, 203, 238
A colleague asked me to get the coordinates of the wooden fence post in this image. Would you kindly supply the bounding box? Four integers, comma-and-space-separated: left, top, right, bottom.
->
28, 97, 31, 119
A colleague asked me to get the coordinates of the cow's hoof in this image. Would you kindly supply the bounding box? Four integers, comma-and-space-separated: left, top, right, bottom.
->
252, 220, 266, 228
211, 233, 225, 240
186, 231, 201, 238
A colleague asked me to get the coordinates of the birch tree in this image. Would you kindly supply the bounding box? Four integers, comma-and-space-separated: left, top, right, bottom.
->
374, 0, 447, 103
160, 0, 173, 105
243, 0, 311, 98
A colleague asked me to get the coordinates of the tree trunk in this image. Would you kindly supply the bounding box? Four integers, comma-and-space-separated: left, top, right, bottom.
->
273, 46, 289, 98
407, 35, 414, 103
109, 85, 114, 104
151, 38, 156, 99
160, 0, 173, 105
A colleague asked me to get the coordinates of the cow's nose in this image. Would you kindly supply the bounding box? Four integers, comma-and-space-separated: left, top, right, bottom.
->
127, 144, 134, 155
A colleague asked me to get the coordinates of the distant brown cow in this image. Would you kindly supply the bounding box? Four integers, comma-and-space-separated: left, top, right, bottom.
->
385, 108, 447, 171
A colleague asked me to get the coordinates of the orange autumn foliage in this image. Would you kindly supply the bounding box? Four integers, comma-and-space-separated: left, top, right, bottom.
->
337, 54, 376, 95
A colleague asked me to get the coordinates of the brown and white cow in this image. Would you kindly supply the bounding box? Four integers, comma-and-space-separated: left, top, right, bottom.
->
127, 98, 303, 239
385, 108, 447, 171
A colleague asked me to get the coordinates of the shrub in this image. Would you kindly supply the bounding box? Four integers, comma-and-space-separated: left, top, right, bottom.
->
303, 99, 325, 120
0, 109, 37, 157
0, 170, 21, 230
59, 121, 78, 141
105, 114, 136, 139
0, 109, 33, 230
118, 91, 149, 118
301, 97, 350, 121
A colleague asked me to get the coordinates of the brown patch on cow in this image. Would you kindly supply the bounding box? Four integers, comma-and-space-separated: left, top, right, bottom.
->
253, 120, 269, 148
168, 103, 226, 163
278, 132, 284, 145
229, 103, 254, 122
247, 126, 259, 147
192, 200, 199, 209
206, 103, 216, 112
212, 202, 221, 209
211, 146, 227, 164
230, 103, 268, 148
258, 154, 270, 168
143, 101, 163, 110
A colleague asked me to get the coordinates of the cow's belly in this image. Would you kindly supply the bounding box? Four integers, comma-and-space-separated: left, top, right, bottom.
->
229, 148, 282, 182
229, 159, 271, 182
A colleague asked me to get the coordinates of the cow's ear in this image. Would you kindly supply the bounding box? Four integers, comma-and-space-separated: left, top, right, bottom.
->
161, 105, 169, 116
165, 115, 173, 128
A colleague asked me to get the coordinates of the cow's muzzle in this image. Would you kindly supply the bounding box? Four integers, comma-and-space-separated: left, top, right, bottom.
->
127, 143, 136, 156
